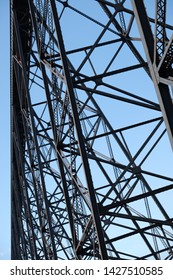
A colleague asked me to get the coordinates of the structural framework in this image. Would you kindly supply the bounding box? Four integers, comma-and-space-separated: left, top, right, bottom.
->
11, 0, 173, 259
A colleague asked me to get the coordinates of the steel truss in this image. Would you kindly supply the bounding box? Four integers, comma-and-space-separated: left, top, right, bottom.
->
11, 0, 173, 259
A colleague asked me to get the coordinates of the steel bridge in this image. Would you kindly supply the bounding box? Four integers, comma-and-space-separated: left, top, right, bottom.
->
11, 0, 173, 259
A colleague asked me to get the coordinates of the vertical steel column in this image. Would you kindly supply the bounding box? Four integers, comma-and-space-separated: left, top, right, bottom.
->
12, 8, 58, 259
28, 0, 79, 256
49, 0, 108, 260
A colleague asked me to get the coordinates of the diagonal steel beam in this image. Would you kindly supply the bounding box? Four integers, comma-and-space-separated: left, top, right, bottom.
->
49, 0, 108, 259
158, 33, 173, 72
100, 183, 173, 212
28, 0, 80, 255
131, 0, 173, 150
13, 8, 58, 259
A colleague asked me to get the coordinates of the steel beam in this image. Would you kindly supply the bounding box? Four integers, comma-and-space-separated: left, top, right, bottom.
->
49, 0, 108, 260
11, 0, 173, 260
131, 0, 173, 150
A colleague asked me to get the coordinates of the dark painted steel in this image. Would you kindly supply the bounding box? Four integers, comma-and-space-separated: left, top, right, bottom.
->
11, 0, 173, 260
132, 0, 173, 150
49, 0, 108, 259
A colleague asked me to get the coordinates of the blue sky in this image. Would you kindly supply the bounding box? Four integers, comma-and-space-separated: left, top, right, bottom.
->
0, 0, 10, 260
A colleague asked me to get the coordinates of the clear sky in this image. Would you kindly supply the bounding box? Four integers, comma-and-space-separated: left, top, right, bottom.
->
0, 0, 10, 260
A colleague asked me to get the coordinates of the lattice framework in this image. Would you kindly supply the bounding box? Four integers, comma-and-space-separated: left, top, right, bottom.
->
11, 0, 173, 259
